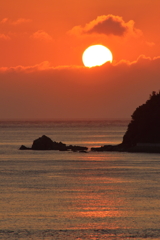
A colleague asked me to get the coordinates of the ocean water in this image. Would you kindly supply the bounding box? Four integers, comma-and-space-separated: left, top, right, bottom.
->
0, 120, 160, 240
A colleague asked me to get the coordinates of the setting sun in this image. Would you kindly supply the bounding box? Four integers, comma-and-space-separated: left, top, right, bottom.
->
82, 45, 113, 68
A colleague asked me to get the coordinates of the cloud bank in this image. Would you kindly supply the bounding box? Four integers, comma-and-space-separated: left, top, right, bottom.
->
0, 56, 160, 120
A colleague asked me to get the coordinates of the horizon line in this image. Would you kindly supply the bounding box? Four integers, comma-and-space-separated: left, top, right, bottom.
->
0, 117, 130, 122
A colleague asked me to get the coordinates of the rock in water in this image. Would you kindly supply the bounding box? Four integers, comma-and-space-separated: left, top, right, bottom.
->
19, 145, 30, 150
32, 135, 54, 150
67, 145, 88, 152
20, 135, 88, 152
32, 135, 67, 150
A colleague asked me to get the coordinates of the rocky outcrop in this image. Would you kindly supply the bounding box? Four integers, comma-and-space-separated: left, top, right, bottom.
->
20, 135, 88, 152
91, 143, 160, 153
91, 91, 160, 153
122, 91, 160, 146
19, 145, 31, 150
67, 145, 88, 152
91, 144, 124, 152
32, 135, 66, 150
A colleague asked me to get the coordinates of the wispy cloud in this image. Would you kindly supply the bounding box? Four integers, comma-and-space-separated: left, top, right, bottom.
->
0, 33, 10, 40
11, 18, 32, 25
1, 55, 160, 72
0, 18, 8, 24
31, 30, 53, 41
145, 41, 155, 47
0, 17, 32, 26
0, 61, 51, 73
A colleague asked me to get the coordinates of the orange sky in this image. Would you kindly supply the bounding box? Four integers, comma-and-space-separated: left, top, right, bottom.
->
0, 0, 160, 119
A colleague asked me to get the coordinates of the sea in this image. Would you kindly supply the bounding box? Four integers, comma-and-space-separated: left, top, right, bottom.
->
0, 119, 160, 240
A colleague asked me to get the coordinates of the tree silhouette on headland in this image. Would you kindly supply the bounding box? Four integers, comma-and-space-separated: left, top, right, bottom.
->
122, 91, 160, 146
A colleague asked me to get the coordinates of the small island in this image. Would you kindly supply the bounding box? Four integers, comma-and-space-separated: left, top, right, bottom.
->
91, 91, 160, 153
20, 135, 88, 152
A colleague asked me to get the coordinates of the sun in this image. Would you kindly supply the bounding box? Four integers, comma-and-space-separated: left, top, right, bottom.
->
82, 44, 113, 68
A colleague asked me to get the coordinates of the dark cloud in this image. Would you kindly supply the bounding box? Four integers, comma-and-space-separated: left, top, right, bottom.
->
69, 15, 142, 37
84, 15, 127, 36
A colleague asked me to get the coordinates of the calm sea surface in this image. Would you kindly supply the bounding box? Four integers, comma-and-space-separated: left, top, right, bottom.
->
0, 120, 160, 240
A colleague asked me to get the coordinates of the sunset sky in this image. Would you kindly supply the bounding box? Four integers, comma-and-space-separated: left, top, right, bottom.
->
0, 0, 160, 119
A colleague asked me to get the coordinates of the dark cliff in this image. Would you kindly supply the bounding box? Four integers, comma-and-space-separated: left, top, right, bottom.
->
122, 91, 160, 146
91, 91, 160, 153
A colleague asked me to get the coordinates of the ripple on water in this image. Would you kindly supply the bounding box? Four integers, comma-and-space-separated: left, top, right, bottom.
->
1, 228, 160, 240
